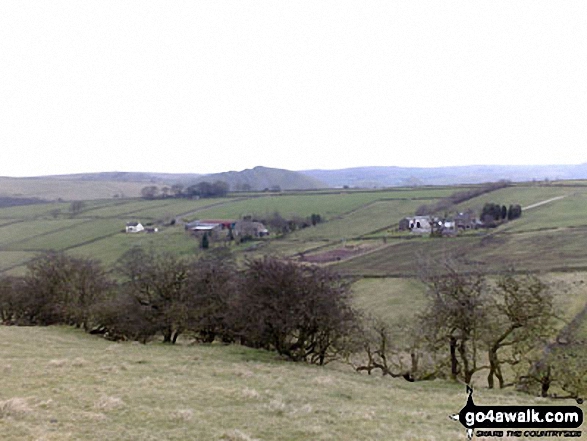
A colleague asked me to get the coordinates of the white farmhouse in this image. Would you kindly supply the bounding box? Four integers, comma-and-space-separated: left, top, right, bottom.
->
125, 222, 144, 233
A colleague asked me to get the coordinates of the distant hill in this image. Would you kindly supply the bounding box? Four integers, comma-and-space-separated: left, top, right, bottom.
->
44, 171, 202, 184
301, 164, 587, 187
189, 166, 326, 191
45, 168, 326, 191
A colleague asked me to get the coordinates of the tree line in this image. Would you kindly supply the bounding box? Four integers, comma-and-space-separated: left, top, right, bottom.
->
141, 181, 229, 199
480, 202, 522, 226
0, 251, 584, 398
0, 250, 356, 366
348, 258, 586, 399
416, 181, 510, 216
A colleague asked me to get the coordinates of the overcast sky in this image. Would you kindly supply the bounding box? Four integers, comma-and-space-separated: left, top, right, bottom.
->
1, 1, 586, 177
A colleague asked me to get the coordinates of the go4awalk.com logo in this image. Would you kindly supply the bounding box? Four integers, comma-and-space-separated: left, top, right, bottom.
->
450, 386, 584, 440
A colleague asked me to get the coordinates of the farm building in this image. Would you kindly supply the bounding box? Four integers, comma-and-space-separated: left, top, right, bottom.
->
454, 211, 478, 230
125, 222, 144, 233
185, 219, 235, 240
399, 216, 434, 234
234, 220, 269, 238
400, 216, 457, 236
185, 219, 235, 231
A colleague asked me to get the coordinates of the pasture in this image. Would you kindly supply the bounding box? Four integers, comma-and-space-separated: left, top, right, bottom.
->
2, 326, 584, 441
1, 182, 587, 440
0, 187, 468, 274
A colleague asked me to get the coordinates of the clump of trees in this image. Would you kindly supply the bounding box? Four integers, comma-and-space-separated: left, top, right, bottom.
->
141, 180, 229, 200
348, 258, 586, 399
0, 252, 112, 330
232, 257, 357, 364
480, 203, 522, 226
0, 251, 357, 366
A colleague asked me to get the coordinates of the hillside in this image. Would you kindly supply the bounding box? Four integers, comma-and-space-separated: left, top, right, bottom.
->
1, 326, 581, 441
301, 164, 587, 188
0, 177, 151, 201
43, 171, 201, 183
189, 166, 326, 191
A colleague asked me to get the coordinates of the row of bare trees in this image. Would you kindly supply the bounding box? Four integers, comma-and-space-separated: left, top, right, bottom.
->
1, 251, 584, 397
349, 259, 586, 399
0, 250, 357, 366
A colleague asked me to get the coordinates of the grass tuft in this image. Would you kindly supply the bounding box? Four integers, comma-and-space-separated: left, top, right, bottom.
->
170, 408, 194, 422
241, 387, 261, 400
47, 359, 68, 368
71, 357, 87, 367
94, 396, 125, 412
0, 397, 32, 419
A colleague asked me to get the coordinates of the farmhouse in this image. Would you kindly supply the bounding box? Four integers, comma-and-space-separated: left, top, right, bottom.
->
400, 216, 434, 234
125, 222, 144, 233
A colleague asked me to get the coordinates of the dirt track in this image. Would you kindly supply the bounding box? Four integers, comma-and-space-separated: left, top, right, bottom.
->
523, 195, 567, 210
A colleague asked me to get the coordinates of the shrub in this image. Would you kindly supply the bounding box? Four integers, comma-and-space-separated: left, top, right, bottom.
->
231, 257, 358, 365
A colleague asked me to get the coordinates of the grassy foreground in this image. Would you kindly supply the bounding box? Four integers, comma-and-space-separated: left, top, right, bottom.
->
1, 327, 585, 440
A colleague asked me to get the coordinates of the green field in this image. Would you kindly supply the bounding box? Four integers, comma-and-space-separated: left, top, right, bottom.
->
2, 183, 587, 440
0, 202, 70, 220
0, 188, 471, 274
190, 188, 462, 221
2, 182, 587, 278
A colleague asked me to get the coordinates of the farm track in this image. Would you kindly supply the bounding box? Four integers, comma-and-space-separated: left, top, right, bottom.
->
523, 195, 568, 210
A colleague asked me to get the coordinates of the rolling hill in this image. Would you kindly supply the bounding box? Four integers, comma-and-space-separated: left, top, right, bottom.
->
189, 166, 327, 191
0, 176, 150, 201
301, 163, 587, 188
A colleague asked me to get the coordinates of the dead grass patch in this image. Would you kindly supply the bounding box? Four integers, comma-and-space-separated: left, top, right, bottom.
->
0, 397, 32, 418
312, 375, 335, 385
241, 387, 261, 399
79, 410, 107, 421
233, 367, 254, 378
170, 408, 194, 422
47, 359, 68, 368
71, 357, 87, 367
220, 429, 260, 441
94, 396, 125, 412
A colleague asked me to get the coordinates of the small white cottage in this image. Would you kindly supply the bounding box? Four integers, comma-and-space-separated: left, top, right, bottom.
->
125, 222, 144, 233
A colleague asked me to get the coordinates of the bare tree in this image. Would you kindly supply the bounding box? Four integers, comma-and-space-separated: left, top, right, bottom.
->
186, 253, 237, 343
418, 259, 490, 384
11, 252, 111, 328
69, 200, 86, 215
231, 257, 358, 365
484, 272, 557, 389
117, 248, 190, 343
